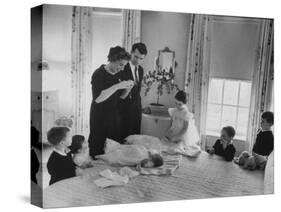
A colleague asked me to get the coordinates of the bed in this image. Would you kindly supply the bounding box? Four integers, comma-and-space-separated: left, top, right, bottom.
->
43, 142, 265, 208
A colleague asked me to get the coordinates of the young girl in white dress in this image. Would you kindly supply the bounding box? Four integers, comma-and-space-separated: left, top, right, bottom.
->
164, 90, 201, 157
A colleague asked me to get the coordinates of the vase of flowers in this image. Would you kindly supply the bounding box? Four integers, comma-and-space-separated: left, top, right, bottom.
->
143, 66, 179, 108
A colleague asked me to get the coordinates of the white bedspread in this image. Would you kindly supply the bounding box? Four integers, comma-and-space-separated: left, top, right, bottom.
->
43, 151, 264, 208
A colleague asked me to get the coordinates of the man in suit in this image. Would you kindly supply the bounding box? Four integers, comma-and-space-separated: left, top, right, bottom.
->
119, 43, 148, 140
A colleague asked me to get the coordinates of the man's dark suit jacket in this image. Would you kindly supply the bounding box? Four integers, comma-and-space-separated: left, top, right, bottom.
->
118, 62, 143, 140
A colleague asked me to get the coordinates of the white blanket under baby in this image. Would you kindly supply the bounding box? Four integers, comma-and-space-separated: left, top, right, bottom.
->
96, 142, 149, 166
94, 167, 139, 188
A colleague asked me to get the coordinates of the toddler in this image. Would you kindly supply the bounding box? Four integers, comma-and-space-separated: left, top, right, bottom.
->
69, 135, 93, 168
207, 126, 236, 161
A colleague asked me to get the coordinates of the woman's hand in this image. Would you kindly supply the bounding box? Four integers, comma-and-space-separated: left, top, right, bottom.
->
119, 80, 134, 99
95, 80, 133, 103
115, 80, 134, 90
126, 80, 134, 89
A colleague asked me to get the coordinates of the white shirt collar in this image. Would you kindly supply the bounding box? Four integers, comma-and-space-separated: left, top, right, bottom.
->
129, 61, 138, 81
260, 128, 272, 132
54, 148, 67, 156
129, 61, 136, 69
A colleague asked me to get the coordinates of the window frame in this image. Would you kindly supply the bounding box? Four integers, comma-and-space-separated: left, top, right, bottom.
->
206, 77, 252, 140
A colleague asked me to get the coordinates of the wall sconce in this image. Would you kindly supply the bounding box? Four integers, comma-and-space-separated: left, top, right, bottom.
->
37, 60, 50, 71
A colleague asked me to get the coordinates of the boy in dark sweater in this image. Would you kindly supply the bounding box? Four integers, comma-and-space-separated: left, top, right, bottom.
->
252, 111, 274, 156
207, 126, 236, 161
47, 127, 82, 185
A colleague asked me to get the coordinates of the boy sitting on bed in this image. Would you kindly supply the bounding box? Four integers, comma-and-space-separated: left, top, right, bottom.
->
207, 126, 236, 162
47, 127, 83, 185
252, 111, 274, 157
234, 112, 274, 170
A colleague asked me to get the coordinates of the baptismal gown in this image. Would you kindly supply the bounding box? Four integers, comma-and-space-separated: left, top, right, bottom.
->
167, 105, 201, 157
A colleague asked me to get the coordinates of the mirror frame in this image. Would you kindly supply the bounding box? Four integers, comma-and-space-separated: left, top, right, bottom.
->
155, 46, 176, 73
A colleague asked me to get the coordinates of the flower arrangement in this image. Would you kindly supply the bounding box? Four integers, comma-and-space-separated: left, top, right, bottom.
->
143, 66, 179, 106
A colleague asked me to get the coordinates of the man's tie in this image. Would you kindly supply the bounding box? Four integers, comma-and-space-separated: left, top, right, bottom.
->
134, 66, 138, 83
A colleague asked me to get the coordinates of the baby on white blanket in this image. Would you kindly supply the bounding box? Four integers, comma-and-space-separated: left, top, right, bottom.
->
96, 138, 164, 168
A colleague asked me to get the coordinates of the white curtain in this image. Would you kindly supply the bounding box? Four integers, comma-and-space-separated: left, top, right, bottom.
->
246, 19, 274, 151
71, 6, 93, 135
185, 14, 211, 149
121, 10, 141, 51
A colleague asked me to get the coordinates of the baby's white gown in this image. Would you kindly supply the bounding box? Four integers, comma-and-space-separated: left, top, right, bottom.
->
167, 105, 201, 157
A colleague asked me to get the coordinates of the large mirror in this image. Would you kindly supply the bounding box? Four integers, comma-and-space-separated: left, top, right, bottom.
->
155, 47, 176, 73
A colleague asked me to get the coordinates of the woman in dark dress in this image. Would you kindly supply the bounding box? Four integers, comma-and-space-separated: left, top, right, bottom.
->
88, 46, 134, 159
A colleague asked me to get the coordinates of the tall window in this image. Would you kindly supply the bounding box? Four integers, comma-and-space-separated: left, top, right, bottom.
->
92, 8, 122, 70
84, 8, 123, 136
206, 78, 252, 140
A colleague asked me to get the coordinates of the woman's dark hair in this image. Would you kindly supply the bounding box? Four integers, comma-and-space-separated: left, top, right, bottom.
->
175, 90, 187, 104
131, 42, 148, 55
69, 135, 85, 154
47, 127, 70, 146
262, 111, 274, 124
222, 126, 236, 138
107, 46, 131, 62
151, 154, 164, 167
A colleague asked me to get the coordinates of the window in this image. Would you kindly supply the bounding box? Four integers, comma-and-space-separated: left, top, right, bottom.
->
84, 9, 123, 136
92, 9, 122, 70
206, 78, 252, 140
